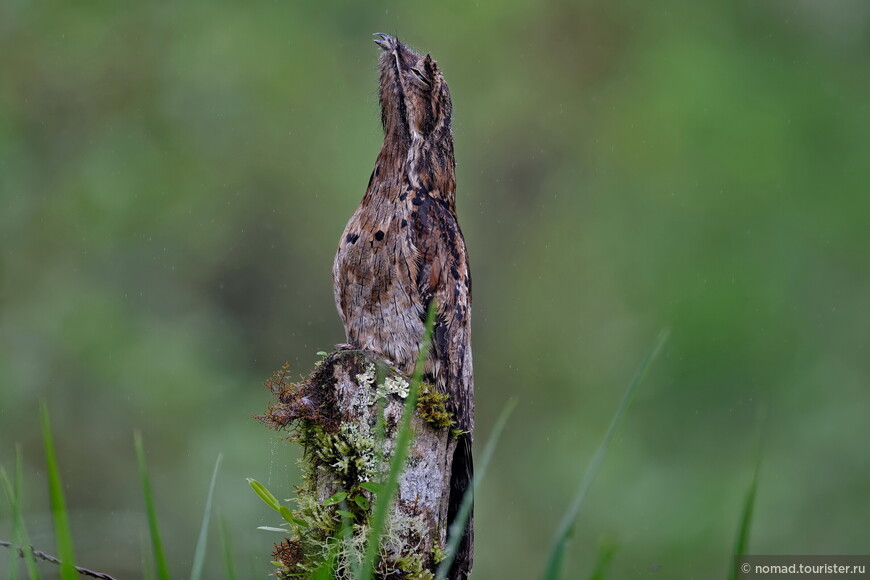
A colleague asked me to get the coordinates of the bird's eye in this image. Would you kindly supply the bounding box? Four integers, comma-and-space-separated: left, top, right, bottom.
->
411, 68, 432, 87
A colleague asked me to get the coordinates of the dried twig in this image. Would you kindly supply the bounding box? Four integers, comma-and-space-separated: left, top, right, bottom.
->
0, 540, 119, 580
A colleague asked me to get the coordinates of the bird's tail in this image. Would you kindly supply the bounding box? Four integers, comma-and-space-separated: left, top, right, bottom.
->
447, 433, 473, 580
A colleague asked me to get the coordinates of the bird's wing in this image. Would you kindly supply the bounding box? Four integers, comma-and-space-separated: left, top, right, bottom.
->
411, 191, 473, 433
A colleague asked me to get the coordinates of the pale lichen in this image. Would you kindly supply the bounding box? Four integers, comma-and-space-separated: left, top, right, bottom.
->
381, 375, 410, 399
366, 372, 411, 404
356, 363, 377, 389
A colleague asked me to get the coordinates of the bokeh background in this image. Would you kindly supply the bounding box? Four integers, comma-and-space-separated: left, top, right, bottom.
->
2, 0, 869, 578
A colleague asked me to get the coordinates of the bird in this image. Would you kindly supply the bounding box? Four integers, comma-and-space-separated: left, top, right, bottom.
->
332, 33, 474, 579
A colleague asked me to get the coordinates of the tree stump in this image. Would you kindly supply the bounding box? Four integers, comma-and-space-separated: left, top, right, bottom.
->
259, 350, 458, 579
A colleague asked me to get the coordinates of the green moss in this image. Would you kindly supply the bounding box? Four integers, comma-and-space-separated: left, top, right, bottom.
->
296, 421, 377, 490
431, 544, 446, 564
280, 418, 376, 575
395, 555, 435, 579
416, 385, 454, 430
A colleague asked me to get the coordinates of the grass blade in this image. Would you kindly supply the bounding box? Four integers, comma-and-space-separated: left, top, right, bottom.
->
191, 454, 223, 580
356, 303, 438, 580
39, 402, 76, 580
3, 446, 41, 579
2, 464, 18, 580
134, 432, 170, 580
9, 446, 41, 580
218, 512, 237, 580
729, 407, 765, 580
541, 329, 669, 580
587, 537, 617, 580
140, 528, 154, 580
2, 464, 16, 580
729, 459, 760, 580
435, 398, 517, 579
0, 445, 39, 580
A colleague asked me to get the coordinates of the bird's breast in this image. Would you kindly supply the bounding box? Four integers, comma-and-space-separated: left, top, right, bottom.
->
333, 190, 423, 372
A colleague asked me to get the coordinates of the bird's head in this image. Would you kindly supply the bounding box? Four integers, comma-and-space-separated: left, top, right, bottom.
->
374, 33, 452, 142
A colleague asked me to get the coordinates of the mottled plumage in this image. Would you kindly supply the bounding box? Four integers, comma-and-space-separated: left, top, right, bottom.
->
332, 34, 474, 579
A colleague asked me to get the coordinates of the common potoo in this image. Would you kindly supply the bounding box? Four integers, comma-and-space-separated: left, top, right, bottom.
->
332, 34, 474, 579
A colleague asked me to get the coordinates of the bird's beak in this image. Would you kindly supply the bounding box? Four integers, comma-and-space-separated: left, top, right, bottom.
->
373, 33, 397, 51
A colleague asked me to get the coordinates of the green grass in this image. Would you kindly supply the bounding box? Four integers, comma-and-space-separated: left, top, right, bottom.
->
1, 326, 773, 580
39, 402, 76, 580
729, 460, 760, 580
541, 329, 670, 580
729, 408, 765, 580
140, 528, 155, 580
1, 446, 41, 580
2, 433, 233, 580
587, 537, 617, 580
191, 454, 223, 580
218, 512, 237, 580
134, 431, 171, 580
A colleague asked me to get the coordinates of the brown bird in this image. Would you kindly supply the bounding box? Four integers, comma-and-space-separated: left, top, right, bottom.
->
332, 34, 474, 579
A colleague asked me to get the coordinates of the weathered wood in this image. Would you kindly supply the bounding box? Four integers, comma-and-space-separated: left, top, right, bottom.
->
259, 350, 456, 579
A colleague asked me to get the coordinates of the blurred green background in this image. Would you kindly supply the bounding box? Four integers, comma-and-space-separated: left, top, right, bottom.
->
2, 0, 869, 578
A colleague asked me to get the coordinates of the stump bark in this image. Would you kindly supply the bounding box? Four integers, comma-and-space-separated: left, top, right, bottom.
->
259, 350, 457, 579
